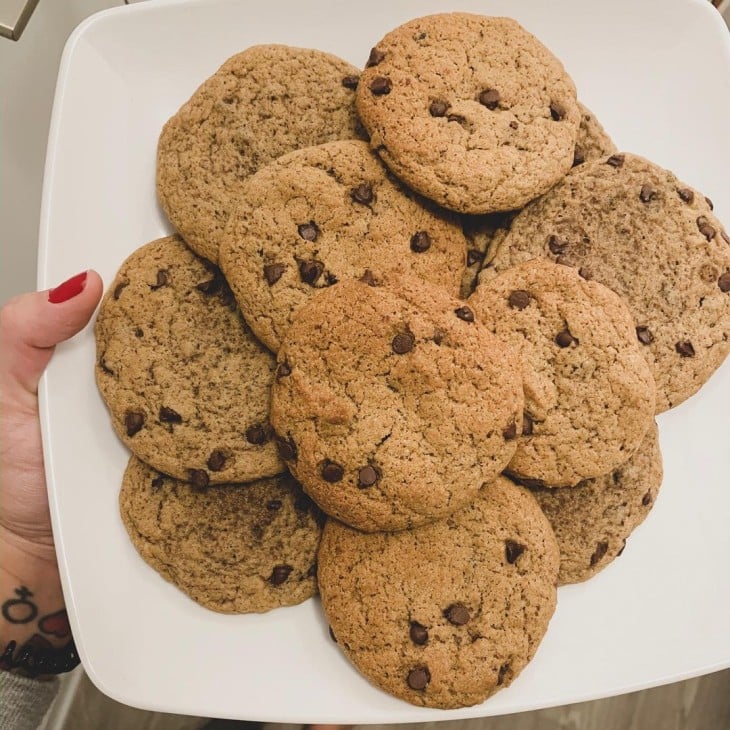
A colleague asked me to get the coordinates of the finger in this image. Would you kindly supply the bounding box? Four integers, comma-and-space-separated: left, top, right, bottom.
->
0, 270, 104, 396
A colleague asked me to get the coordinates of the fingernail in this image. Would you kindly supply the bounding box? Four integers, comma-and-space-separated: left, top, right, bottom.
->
48, 271, 88, 304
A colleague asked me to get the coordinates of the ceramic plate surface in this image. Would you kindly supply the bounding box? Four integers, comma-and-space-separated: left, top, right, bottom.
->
39, 0, 730, 722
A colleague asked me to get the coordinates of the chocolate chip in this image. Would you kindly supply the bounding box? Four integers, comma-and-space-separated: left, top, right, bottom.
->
407, 666, 430, 691
266, 499, 282, 511
342, 74, 359, 89
642, 491, 653, 506
134, 328, 144, 338
113, 282, 128, 299
640, 185, 657, 203
297, 222, 319, 242
410, 231, 431, 252
497, 663, 511, 686
189, 469, 209, 491
151, 475, 164, 490
678, 188, 695, 204
432, 329, 445, 345
705, 196, 714, 210
505, 540, 525, 564
508, 290, 531, 310
478, 89, 500, 110
392, 331, 415, 354
522, 412, 534, 436
99, 355, 114, 375
324, 271, 338, 286
370, 76, 392, 95
467, 249, 485, 266
321, 460, 344, 483
454, 306, 474, 322
429, 99, 449, 117
719, 272, 730, 292
578, 267, 592, 280
549, 101, 566, 120
675, 340, 695, 357
245, 424, 268, 445
269, 565, 293, 586
555, 329, 577, 348
366, 47, 384, 67
263, 263, 285, 285
150, 270, 168, 290
573, 146, 585, 167
502, 421, 517, 440
606, 154, 625, 168
590, 541, 609, 566
207, 450, 226, 471
360, 269, 377, 286
159, 406, 182, 424
697, 216, 716, 241
275, 435, 297, 461
276, 361, 291, 379
298, 260, 324, 285
509, 120, 519, 130
636, 326, 654, 345
358, 465, 379, 488
124, 411, 144, 437
444, 603, 470, 625
351, 183, 374, 205
548, 235, 568, 254
409, 621, 429, 645
722, 230, 730, 245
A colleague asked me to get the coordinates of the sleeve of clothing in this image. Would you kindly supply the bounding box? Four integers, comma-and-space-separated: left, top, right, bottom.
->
0, 671, 60, 730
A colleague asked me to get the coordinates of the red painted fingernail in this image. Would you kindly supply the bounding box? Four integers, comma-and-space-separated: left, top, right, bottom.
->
48, 271, 88, 304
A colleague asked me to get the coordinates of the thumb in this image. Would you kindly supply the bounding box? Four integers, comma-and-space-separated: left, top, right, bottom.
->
0, 270, 104, 397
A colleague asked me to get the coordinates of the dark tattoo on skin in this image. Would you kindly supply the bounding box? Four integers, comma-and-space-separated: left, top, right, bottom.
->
2, 586, 38, 624
39, 609, 71, 638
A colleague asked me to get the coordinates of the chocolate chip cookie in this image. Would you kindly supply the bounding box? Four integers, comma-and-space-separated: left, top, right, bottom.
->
318, 476, 559, 708
356, 13, 580, 214
270, 277, 524, 532
481, 153, 730, 411
120, 457, 323, 613
469, 259, 656, 487
530, 421, 662, 584
157, 45, 363, 263
219, 139, 468, 352
95, 235, 283, 485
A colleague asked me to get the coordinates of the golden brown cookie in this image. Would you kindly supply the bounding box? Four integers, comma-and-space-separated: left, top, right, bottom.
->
157, 45, 363, 262
95, 235, 283, 485
270, 277, 524, 532
530, 421, 662, 584
480, 153, 730, 411
356, 13, 580, 214
120, 457, 323, 613
219, 140, 467, 352
318, 477, 559, 708
469, 259, 656, 487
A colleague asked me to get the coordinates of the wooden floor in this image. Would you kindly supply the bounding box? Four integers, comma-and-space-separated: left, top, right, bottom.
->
53, 669, 730, 730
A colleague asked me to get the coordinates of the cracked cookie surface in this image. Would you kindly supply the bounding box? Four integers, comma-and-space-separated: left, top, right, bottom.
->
269, 277, 523, 532
219, 140, 467, 352
95, 235, 283, 484
317, 476, 559, 708
480, 153, 730, 412
119, 457, 323, 613
355, 13, 580, 214
469, 260, 656, 487
157, 45, 363, 263
530, 421, 662, 585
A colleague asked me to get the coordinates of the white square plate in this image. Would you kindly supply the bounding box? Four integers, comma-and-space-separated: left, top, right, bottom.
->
38, 0, 730, 722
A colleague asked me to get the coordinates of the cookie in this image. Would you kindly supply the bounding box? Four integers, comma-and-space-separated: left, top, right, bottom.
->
468, 259, 656, 487
480, 153, 730, 411
572, 102, 617, 168
356, 13, 580, 214
95, 235, 283, 485
157, 45, 363, 263
318, 477, 559, 709
219, 140, 468, 351
119, 457, 323, 613
269, 277, 524, 532
530, 421, 662, 585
